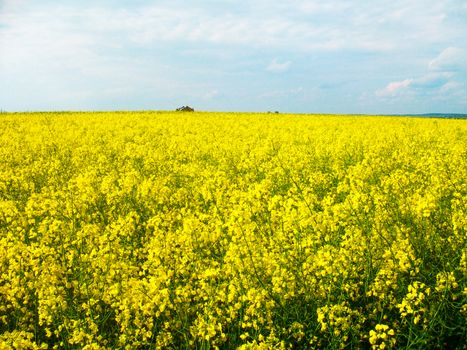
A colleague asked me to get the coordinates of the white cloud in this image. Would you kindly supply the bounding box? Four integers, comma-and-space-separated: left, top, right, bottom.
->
0, 7, 100, 72
439, 81, 463, 93
2, 0, 461, 66
298, 2, 350, 14
376, 78, 413, 97
120, 10, 331, 50
0, 2, 415, 55
1, 0, 467, 112
0, 0, 27, 12
375, 73, 458, 98
266, 59, 291, 73
429, 47, 467, 71
376, 44, 467, 100
252, 0, 351, 15
411, 72, 452, 88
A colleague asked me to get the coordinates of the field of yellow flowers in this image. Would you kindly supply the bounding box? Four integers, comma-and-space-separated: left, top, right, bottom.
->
0, 111, 466, 349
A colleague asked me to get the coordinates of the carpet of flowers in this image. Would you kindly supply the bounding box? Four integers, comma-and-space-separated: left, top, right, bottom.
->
0, 112, 466, 349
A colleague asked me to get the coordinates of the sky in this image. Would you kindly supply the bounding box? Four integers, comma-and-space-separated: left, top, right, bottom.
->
1, 0, 467, 114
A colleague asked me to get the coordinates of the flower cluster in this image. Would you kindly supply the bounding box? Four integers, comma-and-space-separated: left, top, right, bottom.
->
397, 282, 431, 325
369, 324, 396, 349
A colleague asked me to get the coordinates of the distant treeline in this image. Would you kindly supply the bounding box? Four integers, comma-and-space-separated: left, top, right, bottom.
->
415, 113, 467, 119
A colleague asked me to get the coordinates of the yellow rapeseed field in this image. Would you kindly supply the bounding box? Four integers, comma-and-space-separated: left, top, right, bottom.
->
0, 111, 466, 349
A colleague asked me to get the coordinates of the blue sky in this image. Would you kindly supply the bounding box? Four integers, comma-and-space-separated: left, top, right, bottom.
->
1, 0, 467, 114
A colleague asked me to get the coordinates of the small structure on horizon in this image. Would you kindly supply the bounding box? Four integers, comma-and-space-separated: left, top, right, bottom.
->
176, 106, 194, 112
